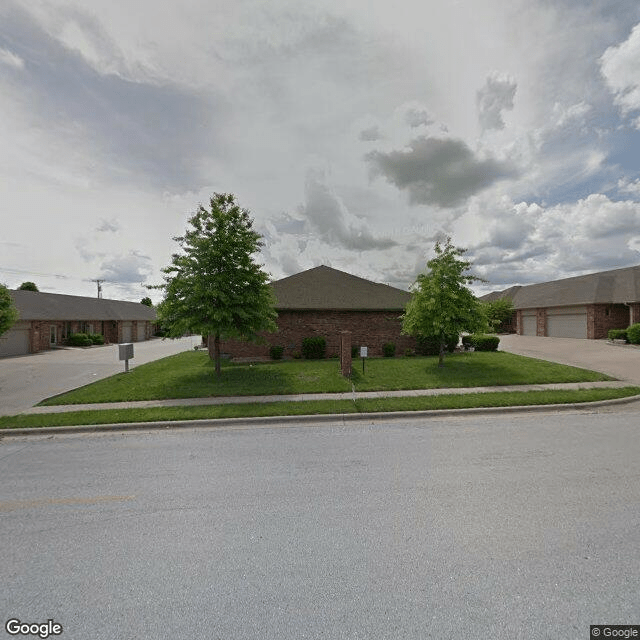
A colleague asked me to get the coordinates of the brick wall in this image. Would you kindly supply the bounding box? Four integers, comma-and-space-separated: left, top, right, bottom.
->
536, 309, 547, 336
220, 309, 416, 359
588, 304, 630, 339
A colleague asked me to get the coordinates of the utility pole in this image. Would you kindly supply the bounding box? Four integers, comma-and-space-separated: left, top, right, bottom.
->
91, 279, 104, 298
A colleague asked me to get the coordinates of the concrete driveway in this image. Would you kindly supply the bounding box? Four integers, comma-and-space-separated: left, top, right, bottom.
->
0, 336, 201, 416
499, 334, 640, 384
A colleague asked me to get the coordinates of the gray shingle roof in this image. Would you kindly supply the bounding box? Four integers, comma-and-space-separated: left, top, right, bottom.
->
271, 265, 410, 310
482, 265, 640, 309
9, 290, 157, 321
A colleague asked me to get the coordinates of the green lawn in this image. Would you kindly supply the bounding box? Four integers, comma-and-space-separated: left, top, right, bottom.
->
3, 387, 639, 429
350, 352, 611, 390
40, 350, 613, 406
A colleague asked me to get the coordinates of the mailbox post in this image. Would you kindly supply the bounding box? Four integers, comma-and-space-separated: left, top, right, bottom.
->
119, 343, 134, 373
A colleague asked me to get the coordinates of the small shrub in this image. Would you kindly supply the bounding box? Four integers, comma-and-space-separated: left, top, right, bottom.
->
302, 336, 326, 359
88, 333, 104, 345
415, 334, 459, 356
470, 334, 500, 352
608, 329, 628, 342
66, 333, 92, 347
461, 335, 474, 349
627, 323, 640, 345
351, 345, 359, 358
292, 351, 302, 359
382, 342, 396, 357
269, 345, 284, 360
404, 348, 415, 357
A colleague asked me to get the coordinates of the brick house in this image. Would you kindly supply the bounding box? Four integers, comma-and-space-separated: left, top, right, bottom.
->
482, 264, 640, 339
0, 290, 157, 357
219, 265, 416, 359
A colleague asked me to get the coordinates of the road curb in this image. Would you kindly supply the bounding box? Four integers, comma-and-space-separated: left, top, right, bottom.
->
2, 393, 640, 437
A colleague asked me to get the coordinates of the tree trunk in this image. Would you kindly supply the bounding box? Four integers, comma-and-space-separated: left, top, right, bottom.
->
438, 338, 445, 367
214, 332, 221, 378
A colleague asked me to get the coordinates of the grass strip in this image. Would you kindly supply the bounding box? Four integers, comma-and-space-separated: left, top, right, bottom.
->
6, 387, 639, 430
40, 351, 612, 406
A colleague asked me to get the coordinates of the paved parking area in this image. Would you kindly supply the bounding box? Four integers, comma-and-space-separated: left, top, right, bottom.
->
499, 334, 640, 384
0, 336, 201, 416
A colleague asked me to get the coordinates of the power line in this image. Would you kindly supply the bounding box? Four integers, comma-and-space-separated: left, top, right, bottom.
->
0, 266, 69, 279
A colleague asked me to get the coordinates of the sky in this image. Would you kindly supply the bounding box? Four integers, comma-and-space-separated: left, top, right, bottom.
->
1, 0, 640, 302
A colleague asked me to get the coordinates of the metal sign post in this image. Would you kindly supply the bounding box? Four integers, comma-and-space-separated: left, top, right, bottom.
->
360, 346, 367, 374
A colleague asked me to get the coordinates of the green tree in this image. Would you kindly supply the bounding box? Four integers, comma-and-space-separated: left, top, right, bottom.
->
18, 281, 38, 291
0, 284, 19, 336
155, 193, 277, 377
402, 237, 486, 366
482, 297, 514, 332
140, 296, 153, 307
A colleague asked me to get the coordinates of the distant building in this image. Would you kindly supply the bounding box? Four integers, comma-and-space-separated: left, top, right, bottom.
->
0, 290, 156, 357
481, 265, 640, 339
219, 265, 415, 358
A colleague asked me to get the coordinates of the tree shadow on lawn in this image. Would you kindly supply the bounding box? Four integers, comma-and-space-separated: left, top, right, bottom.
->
187, 358, 350, 396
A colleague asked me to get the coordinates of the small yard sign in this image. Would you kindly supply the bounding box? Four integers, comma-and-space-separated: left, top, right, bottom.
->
360, 346, 367, 373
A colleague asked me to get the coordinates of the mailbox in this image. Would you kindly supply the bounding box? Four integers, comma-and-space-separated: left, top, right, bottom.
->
119, 343, 134, 372
119, 343, 134, 361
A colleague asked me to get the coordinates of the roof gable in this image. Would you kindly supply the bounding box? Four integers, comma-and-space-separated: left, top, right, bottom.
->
272, 265, 410, 310
10, 290, 157, 321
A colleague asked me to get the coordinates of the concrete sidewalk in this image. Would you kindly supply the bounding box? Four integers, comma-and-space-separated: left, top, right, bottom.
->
22, 380, 632, 414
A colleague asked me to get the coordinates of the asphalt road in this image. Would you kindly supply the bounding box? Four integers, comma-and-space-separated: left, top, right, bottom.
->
0, 336, 202, 416
1, 408, 638, 639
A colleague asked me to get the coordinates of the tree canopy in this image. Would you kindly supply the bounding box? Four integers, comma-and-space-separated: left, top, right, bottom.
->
18, 281, 38, 291
0, 284, 19, 337
155, 193, 277, 376
140, 296, 153, 307
402, 237, 486, 366
482, 297, 514, 332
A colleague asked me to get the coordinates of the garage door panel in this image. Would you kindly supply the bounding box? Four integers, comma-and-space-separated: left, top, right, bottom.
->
546, 314, 587, 338
121, 322, 132, 343
522, 315, 537, 336
136, 322, 146, 342
0, 322, 30, 357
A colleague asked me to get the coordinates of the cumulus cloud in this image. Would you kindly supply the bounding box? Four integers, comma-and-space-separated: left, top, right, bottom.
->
359, 125, 382, 141
403, 104, 434, 129
476, 72, 517, 131
617, 177, 640, 197
366, 136, 516, 208
600, 23, 640, 127
300, 174, 397, 250
470, 194, 640, 289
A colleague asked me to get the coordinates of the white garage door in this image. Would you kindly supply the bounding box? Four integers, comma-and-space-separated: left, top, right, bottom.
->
522, 313, 537, 336
136, 322, 146, 342
0, 321, 30, 357
121, 322, 132, 343
546, 306, 587, 339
